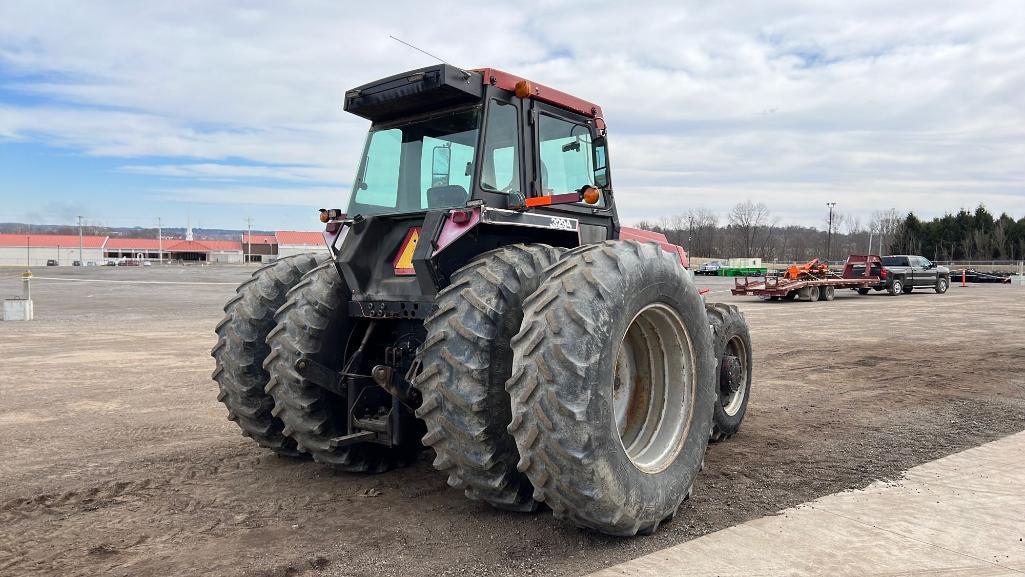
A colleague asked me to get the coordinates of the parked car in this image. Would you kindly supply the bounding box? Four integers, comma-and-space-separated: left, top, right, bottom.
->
856, 255, 951, 295
103, 260, 117, 266
695, 261, 722, 276
72, 260, 82, 266
46, 259, 58, 266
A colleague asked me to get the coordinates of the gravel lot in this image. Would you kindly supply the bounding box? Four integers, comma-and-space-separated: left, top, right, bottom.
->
2, 264, 1023, 577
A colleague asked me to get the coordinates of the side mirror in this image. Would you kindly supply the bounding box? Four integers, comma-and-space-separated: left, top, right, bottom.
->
431, 145, 451, 187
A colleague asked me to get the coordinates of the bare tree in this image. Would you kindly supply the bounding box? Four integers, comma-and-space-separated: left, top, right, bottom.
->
728, 200, 771, 257
686, 208, 719, 257
870, 209, 901, 255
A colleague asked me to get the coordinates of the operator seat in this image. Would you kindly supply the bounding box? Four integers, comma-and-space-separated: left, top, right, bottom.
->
426, 184, 469, 208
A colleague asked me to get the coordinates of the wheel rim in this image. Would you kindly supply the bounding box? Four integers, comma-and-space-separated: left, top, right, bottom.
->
719, 335, 748, 416
612, 303, 695, 474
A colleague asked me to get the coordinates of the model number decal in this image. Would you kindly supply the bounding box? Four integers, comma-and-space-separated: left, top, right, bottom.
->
550, 217, 575, 230
480, 208, 579, 232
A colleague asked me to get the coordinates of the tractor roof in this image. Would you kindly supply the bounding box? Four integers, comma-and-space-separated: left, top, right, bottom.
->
344, 64, 603, 122
472, 68, 603, 119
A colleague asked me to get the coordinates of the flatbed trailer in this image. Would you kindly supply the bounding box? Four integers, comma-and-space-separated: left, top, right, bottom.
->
731, 255, 883, 302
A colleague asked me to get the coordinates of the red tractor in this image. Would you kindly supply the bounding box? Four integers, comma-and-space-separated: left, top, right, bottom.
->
212, 65, 753, 536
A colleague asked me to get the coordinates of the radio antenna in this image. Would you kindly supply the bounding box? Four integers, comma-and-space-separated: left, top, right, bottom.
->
389, 35, 471, 79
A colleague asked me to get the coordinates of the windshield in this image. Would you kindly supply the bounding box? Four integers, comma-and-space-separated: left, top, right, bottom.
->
348, 108, 480, 217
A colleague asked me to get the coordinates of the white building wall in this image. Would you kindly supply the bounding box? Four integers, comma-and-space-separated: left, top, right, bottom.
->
0, 246, 105, 267
209, 251, 244, 263
276, 244, 329, 259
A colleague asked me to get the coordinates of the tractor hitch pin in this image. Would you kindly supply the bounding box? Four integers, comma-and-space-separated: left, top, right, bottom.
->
371, 365, 421, 410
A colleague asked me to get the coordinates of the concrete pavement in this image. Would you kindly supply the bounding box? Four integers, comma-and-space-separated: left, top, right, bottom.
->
591, 431, 1025, 577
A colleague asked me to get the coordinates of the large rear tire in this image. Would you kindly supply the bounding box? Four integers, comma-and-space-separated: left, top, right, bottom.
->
706, 303, 753, 442
211, 253, 328, 456
264, 262, 415, 472
507, 241, 716, 536
415, 244, 564, 511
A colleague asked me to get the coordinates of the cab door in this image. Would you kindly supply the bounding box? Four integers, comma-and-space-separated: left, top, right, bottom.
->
908, 256, 924, 286
529, 101, 616, 243
915, 257, 937, 286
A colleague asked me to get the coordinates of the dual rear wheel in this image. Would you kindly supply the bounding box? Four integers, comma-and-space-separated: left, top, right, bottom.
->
505, 241, 717, 535
213, 242, 750, 536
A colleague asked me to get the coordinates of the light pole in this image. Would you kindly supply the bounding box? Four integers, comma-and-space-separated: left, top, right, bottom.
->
245, 217, 253, 264
78, 215, 84, 264
826, 202, 836, 262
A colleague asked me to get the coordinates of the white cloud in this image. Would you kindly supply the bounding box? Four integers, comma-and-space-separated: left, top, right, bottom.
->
119, 162, 348, 183
1, 1, 1024, 227
150, 185, 347, 207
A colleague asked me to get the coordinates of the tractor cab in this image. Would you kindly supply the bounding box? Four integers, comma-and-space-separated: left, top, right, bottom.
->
342, 64, 614, 222
323, 65, 624, 308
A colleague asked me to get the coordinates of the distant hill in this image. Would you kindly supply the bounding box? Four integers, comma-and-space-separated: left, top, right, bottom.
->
0, 223, 273, 240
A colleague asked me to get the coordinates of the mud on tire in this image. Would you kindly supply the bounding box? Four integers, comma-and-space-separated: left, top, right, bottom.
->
211, 253, 328, 456
706, 303, 753, 442
506, 240, 716, 536
264, 262, 415, 472
415, 244, 564, 511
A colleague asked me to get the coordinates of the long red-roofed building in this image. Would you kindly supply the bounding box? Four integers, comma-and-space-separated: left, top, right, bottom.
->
0, 231, 328, 266
0, 234, 108, 266
275, 231, 327, 258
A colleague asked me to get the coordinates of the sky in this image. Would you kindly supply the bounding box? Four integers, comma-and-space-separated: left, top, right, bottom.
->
1, 1, 1023, 231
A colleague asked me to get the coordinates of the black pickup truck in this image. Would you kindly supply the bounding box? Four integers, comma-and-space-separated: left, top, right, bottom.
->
855, 255, 951, 295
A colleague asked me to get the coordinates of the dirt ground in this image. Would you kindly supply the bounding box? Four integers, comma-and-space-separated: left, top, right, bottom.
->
1, 265, 1023, 577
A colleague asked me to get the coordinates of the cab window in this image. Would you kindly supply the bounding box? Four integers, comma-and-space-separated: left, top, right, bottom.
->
538, 114, 596, 198
480, 100, 521, 195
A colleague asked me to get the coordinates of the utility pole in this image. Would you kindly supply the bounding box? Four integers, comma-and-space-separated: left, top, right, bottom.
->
245, 217, 253, 264
78, 215, 84, 264
157, 217, 163, 264
826, 202, 836, 262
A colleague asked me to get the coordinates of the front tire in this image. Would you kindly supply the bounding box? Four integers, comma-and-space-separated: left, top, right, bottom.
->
935, 276, 949, 294
211, 253, 328, 456
506, 241, 716, 536
415, 244, 563, 511
707, 303, 752, 442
